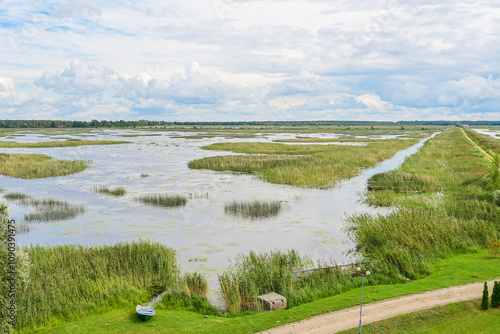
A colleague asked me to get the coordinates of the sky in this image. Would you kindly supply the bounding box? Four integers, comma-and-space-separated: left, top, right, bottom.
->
1, 0, 500, 121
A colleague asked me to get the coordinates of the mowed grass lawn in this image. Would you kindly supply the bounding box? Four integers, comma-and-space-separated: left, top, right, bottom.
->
29, 250, 500, 334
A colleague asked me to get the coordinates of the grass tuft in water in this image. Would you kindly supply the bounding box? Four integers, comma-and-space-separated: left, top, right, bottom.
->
136, 194, 187, 207
19, 198, 87, 222
4, 192, 30, 200
93, 186, 126, 196
224, 200, 283, 219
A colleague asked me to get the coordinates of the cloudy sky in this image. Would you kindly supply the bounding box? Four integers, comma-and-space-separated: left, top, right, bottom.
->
1, 0, 500, 121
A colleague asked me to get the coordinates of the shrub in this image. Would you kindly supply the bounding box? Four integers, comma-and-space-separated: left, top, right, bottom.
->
491, 281, 500, 308
482, 282, 489, 310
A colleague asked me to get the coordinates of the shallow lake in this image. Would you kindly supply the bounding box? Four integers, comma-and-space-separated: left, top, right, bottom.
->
1, 129, 433, 301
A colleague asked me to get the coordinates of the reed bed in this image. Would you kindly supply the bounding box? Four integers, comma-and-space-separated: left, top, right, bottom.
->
0, 140, 129, 148
189, 139, 418, 188
218, 250, 369, 313
93, 186, 126, 196
16, 242, 183, 330
0, 153, 87, 179
224, 200, 283, 219
351, 128, 500, 280
136, 194, 187, 207
367, 171, 439, 193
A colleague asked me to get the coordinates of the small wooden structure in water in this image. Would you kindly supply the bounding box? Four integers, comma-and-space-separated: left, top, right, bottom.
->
257, 292, 287, 311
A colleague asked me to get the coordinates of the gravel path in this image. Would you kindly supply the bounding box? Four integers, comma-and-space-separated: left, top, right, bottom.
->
259, 278, 500, 334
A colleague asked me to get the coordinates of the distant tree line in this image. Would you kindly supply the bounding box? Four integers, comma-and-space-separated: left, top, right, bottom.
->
1, 119, 500, 129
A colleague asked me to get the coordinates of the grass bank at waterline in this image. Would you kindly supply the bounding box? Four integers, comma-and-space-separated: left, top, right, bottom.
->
17, 242, 204, 332
354, 128, 500, 281
0, 140, 129, 148
189, 139, 419, 188
0, 153, 87, 179
30, 250, 500, 334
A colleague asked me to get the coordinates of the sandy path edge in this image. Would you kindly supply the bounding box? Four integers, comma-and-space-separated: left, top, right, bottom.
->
258, 278, 500, 334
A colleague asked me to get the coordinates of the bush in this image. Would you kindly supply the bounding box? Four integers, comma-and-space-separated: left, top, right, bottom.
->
491, 281, 500, 308
482, 282, 489, 310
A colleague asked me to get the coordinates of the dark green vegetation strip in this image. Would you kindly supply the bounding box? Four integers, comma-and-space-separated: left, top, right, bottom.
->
358, 128, 500, 280
0, 140, 129, 148
189, 139, 419, 188
338, 300, 500, 334
0, 153, 87, 179
30, 251, 500, 334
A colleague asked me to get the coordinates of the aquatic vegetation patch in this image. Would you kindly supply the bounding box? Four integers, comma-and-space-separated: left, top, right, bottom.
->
20, 198, 87, 222
93, 186, 126, 196
0, 139, 129, 148
136, 194, 187, 207
189, 139, 419, 188
224, 200, 283, 219
0, 153, 87, 179
4, 192, 30, 200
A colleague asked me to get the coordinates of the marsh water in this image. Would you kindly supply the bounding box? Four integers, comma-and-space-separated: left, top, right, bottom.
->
1, 129, 434, 300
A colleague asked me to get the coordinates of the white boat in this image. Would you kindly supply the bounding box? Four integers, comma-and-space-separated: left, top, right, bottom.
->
136, 305, 155, 320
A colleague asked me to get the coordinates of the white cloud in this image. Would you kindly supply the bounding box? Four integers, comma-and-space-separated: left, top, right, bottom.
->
55, 0, 103, 18
0, 76, 32, 107
35, 58, 116, 96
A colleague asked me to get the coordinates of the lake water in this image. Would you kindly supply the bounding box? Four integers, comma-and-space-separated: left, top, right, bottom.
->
1, 129, 434, 301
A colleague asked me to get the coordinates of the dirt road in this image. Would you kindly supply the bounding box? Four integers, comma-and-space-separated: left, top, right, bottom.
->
259, 278, 500, 334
